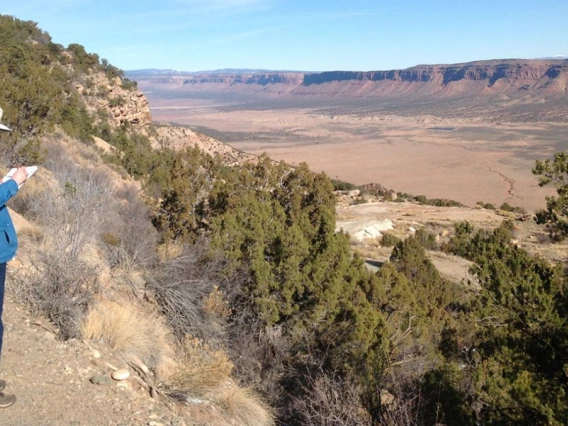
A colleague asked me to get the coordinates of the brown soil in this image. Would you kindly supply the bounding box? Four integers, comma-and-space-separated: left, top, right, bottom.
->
0, 295, 186, 426
150, 102, 562, 212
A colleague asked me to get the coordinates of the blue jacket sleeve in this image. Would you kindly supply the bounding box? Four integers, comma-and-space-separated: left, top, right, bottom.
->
0, 179, 19, 207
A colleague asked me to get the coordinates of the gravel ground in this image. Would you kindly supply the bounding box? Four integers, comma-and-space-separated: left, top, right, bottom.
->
0, 295, 189, 426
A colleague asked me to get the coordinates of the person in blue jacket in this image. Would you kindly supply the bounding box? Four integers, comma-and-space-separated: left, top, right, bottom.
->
0, 108, 28, 409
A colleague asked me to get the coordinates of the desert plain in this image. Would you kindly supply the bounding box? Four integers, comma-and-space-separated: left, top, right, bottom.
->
147, 94, 565, 212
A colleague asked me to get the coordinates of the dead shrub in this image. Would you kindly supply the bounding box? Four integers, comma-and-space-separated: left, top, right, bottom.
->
16, 250, 98, 340
101, 184, 158, 270
224, 307, 290, 407
26, 157, 114, 258
12, 149, 114, 339
291, 367, 367, 426
146, 242, 229, 345
82, 299, 174, 377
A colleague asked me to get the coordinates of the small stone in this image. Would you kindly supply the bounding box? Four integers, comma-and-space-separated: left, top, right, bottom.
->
92, 349, 101, 359
90, 374, 111, 386
112, 368, 130, 381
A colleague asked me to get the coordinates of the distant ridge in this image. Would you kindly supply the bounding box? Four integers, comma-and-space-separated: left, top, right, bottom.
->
126, 68, 305, 76
536, 56, 568, 60
129, 59, 568, 119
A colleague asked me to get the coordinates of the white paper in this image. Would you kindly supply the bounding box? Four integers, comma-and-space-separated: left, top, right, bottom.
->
2, 166, 38, 188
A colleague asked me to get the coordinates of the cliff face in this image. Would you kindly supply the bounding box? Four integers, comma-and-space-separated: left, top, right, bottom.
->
298, 60, 568, 98
131, 59, 568, 100
303, 60, 568, 86
75, 73, 152, 129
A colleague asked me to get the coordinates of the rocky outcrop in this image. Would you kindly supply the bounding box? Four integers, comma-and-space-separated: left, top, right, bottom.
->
75, 74, 152, 129
152, 126, 257, 166
106, 84, 152, 127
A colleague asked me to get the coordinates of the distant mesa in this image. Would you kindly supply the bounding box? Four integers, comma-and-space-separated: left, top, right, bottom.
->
127, 59, 568, 103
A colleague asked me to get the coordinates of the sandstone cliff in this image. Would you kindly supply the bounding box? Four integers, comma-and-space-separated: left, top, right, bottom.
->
299, 60, 568, 98
130, 59, 568, 100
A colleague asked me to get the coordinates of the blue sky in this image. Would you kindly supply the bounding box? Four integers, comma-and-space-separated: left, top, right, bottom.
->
3, 0, 568, 72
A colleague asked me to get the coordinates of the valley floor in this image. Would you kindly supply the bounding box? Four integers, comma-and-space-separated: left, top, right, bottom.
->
150, 99, 564, 212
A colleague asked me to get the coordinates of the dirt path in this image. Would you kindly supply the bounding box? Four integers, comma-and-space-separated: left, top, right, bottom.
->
0, 295, 187, 426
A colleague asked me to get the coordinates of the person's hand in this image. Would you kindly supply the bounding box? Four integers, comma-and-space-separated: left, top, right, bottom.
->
11, 166, 28, 186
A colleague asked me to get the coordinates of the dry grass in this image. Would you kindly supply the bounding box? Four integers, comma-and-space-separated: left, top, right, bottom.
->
82, 299, 174, 377
208, 380, 276, 426
170, 336, 233, 395
156, 241, 184, 262
203, 286, 231, 319
169, 336, 275, 426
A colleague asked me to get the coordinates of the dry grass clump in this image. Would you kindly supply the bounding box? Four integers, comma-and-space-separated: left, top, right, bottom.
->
82, 299, 174, 377
166, 336, 275, 426
203, 286, 231, 319
169, 336, 233, 395
209, 380, 276, 426
156, 241, 184, 262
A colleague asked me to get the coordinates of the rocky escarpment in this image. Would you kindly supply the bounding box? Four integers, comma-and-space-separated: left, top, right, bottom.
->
303, 60, 568, 86
130, 59, 568, 100
299, 60, 568, 98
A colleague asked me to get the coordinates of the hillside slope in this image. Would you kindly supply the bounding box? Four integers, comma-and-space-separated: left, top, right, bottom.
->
0, 296, 188, 426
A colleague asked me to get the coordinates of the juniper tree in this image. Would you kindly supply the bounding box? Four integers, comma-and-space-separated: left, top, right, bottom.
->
533, 151, 568, 240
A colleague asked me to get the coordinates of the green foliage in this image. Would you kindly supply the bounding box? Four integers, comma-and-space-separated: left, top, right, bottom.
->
443, 221, 568, 424
390, 236, 463, 319
121, 78, 138, 90
414, 228, 438, 250
13, 137, 46, 165
396, 191, 464, 207
533, 151, 568, 241
441, 221, 475, 257
380, 233, 400, 247
331, 178, 357, 191
108, 96, 126, 108
102, 127, 178, 187
476, 201, 496, 210
499, 201, 526, 214
209, 158, 360, 326
67, 43, 99, 75
152, 146, 218, 240
0, 14, 133, 151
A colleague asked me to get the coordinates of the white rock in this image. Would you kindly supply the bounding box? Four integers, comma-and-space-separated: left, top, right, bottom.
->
351, 220, 395, 242
91, 349, 101, 359
111, 368, 130, 381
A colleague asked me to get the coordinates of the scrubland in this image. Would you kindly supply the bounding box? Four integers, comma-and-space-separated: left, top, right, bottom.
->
2, 15, 568, 426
